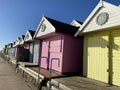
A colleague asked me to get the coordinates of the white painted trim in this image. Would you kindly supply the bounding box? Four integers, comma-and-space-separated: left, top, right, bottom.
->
26, 68, 44, 79
71, 20, 82, 27
75, 1, 120, 36
33, 16, 45, 38
33, 16, 55, 38
19, 65, 44, 80
24, 30, 33, 42
74, 0, 103, 36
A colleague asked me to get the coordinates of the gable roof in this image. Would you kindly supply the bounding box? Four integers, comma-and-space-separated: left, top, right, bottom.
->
45, 16, 79, 34
19, 35, 25, 45
24, 30, 35, 42
7, 43, 13, 48
16, 37, 21, 45
34, 16, 79, 38
5, 45, 7, 48
21, 35, 25, 39
75, 1, 120, 36
29, 30, 35, 37
12, 41, 16, 47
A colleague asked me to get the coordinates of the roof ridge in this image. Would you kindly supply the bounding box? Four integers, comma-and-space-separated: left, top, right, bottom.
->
44, 16, 80, 28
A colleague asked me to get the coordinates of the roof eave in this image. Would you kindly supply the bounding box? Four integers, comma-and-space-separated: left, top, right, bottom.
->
74, 0, 103, 37
33, 16, 45, 38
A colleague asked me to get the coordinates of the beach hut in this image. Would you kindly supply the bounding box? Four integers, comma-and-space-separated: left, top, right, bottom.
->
6, 43, 14, 57
6, 44, 10, 56
24, 30, 35, 63
16, 35, 29, 62
12, 41, 17, 57
14, 37, 21, 58
7, 43, 11, 56
20, 35, 29, 62
34, 16, 83, 74
75, 1, 120, 86
4, 45, 8, 55
8, 43, 14, 56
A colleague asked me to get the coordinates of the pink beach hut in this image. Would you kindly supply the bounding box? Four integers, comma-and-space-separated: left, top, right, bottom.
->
34, 16, 83, 74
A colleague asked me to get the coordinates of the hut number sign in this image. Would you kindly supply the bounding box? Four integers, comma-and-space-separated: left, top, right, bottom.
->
41, 24, 46, 32
96, 12, 109, 25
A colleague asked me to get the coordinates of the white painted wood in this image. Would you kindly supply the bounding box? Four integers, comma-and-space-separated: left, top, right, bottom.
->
71, 20, 82, 27
19, 36, 24, 45
83, 2, 120, 33
29, 43, 33, 62
33, 40, 40, 65
75, 1, 120, 36
24, 31, 33, 42
74, 0, 103, 36
26, 68, 44, 79
19, 65, 44, 80
16, 37, 20, 45
12, 41, 16, 47
34, 17, 55, 38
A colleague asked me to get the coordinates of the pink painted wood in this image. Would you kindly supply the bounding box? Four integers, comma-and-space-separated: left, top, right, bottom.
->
40, 34, 83, 74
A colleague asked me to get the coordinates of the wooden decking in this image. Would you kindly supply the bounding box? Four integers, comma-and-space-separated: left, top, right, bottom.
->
29, 67, 64, 78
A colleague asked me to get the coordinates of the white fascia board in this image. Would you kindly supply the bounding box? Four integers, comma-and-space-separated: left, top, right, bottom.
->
24, 31, 29, 41
71, 20, 82, 27
33, 16, 45, 38
74, 1, 103, 36
24, 31, 33, 42
33, 16, 55, 38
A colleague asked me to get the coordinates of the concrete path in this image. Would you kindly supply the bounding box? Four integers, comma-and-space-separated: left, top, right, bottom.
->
0, 56, 31, 90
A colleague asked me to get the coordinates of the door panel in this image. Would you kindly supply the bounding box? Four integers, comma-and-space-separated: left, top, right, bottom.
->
49, 36, 63, 72
29, 43, 33, 63
87, 35, 109, 83
40, 41, 49, 69
49, 36, 62, 52
33, 41, 40, 64
112, 34, 120, 86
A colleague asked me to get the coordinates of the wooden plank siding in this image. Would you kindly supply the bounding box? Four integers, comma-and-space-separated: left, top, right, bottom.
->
82, 2, 120, 33
83, 29, 120, 86
84, 32, 109, 83
111, 30, 120, 86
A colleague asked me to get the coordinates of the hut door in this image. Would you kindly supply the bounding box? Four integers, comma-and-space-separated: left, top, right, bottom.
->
111, 33, 120, 86
33, 41, 40, 64
29, 43, 33, 63
87, 35, 109, 83
40, 40, 49, 69
49, 36, 63, 71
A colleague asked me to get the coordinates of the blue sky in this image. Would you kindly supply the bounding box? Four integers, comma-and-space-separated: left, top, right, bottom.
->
0, 0, 120, 50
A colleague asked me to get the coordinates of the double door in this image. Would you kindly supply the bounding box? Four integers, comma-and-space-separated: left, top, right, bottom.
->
40, 36, 63, 72
84, 31, 120, 86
